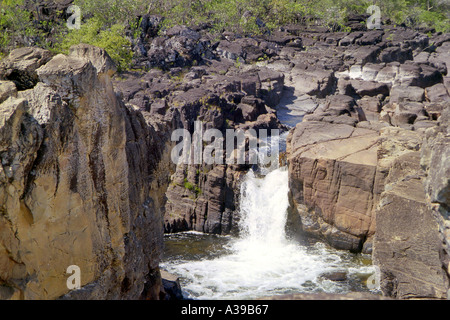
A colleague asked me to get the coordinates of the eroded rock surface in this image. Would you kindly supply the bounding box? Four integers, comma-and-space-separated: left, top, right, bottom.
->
0, 45, 172, 300
373, 127, 448, 299
288, 122, 382, 252
283, 27, 449, 298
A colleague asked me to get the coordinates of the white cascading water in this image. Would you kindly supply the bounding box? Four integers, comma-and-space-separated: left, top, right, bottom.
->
238, 168, 290, 247
161, 165, 374, 299
161, 122, 375, 299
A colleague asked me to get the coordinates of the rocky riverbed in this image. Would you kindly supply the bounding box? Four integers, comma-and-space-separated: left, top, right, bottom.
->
0, 15, 449, 299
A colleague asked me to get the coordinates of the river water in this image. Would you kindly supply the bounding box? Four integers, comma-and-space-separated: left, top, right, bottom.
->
160, 89, 378, 300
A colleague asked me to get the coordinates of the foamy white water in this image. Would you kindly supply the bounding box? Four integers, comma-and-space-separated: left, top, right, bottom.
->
161, 168, 375, 300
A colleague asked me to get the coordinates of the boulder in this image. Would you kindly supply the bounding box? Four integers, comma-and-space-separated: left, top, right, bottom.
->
216, 38, 266, 63
344, 45, 382, 66
339, 32, 364, 46
319, 271, 348, 282
160, 270, 183, 300
289, 68, 335, 98
349, 79, 390, 98
68, 44, 117, 76
147, 27, 212, 69
324, 94, 356, 115
287, 121, 383, 252
361, 63, 385, 81
429, 41, 450, 74
36, 54, 98, 100
379, 46, 413, 64
382, 29, 428, 50
390, 86, 425, 103
388, 102, 428, 127
425, 102, 447, 121
426, 83, 450, 103
357, 96, 382, 121
355, 31, 384, 46
258, 67, 285, 107
0, 80, 17, 104
396, 62, 443, 88
0, 47, 52, 90
237, 102, 262, 121
149, 99, 167, 115
376, 63, 400, 84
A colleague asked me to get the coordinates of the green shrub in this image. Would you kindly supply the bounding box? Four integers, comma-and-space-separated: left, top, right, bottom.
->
418, 9, 450, 32
149, 0, 450, 37
0, 0, 37, 53
55, 18, 133, 71
73, 0, 148, 27
1, 0, 449, 69
184, 180, 195, 191
183, 178, 202, 196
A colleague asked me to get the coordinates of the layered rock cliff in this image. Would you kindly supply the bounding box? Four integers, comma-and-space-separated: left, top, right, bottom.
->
0, 45, 173, 299
284, 28, 450, 298
287, 122, 383, 252
112, 25, 288, 235
373, 125, 449, 299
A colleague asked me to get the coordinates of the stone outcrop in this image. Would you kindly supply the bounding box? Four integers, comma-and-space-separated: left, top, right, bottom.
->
284, 26, 450, 298
372, 127, 449, 299
0, 81, 17, 104
0, 47, 52, 90
160, 270, 183, 300
287, 122, 383, 252
0, 45, 173, 300
164, 163, 247, 235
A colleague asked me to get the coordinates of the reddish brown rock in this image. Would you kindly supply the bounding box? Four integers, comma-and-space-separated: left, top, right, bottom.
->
287, 121, 383, 252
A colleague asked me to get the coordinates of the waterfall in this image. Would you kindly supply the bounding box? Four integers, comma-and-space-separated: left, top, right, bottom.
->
161, 163, 374, 299
236, 168, 290, 250
161, 133, 374, 300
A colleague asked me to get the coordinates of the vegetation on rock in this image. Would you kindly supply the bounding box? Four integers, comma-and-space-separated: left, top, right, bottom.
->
1, 0, 449, 66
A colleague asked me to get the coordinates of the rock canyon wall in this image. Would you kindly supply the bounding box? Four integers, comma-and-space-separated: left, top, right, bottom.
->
0, 45, 172, 299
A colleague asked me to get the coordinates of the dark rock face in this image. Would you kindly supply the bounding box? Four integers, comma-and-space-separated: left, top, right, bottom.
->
114, 37, 288, 236
288, 122, 382, 252
147, 29, 213, 69
164, 164, 247, 235
160, 270, 183, 300
217, 38, 278, 63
